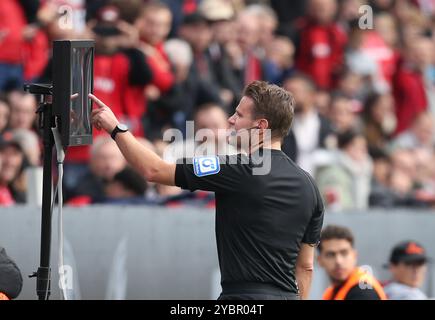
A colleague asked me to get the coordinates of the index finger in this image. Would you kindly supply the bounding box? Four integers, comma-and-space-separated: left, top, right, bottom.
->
88, 93, 108, 109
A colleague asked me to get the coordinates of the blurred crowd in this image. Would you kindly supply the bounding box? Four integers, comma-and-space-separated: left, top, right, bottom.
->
0, 0, 434, 210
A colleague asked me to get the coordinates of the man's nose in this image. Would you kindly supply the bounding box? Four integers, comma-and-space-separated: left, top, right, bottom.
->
228, 115, 235, 125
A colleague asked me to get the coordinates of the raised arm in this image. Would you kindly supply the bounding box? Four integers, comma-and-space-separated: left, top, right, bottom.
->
89, 94, 176, 185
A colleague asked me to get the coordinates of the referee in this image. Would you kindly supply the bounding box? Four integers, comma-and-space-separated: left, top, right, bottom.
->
90, 81, 324, 300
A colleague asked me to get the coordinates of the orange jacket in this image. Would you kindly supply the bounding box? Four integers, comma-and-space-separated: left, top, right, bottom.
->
0, 292, 9, 300
322, 268, 387, 300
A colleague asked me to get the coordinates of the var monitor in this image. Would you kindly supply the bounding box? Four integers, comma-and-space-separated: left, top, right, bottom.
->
52, 40, 94, 147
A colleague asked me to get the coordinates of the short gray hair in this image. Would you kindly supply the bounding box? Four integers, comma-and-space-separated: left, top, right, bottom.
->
164, 39, 193, 67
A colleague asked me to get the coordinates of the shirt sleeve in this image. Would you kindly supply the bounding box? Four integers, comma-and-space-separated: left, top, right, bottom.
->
175, 155, 252, 193
302, 173, 325, 245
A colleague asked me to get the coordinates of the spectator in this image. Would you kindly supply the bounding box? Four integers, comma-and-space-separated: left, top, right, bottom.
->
391, 112, 434, 151
7, 91, 37, 131
199, 0, 242, 108
314, 89, 332, 117
92, 2, 154, 136
393, 36, 433, 134
104, 167, 148, 204
368, 148, 393, 206
328, 94, 361, 134
264, 36, 296, 85
0, 0, 40, 91
318, 225, 387, 300
372, 13, 400, 86
163, 103, 237, 163
338, 0, 368, 30
336, 67, 367, 107
0, 139, 29, 205
384, 148, 429, 207
10, 128, 41, 166
282, 73, 334, 175
176, 12, 223, 103
0, 96, 11, 134
243, 4, 279, 58
152, 38, 222, 137
66, 137, 126, 204
228, 8, 265, 88
384, 241, 430, 299
367, 148, 425, 208
345, 22, 381, 92
0, 246, 23, 300
294, 0, 348, 89
135, 0, 174, 98
363, 93, 397, 150
316, 130, 373, 210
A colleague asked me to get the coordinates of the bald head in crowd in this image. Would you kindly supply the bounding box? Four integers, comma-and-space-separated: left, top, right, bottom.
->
90, 137, 126, 181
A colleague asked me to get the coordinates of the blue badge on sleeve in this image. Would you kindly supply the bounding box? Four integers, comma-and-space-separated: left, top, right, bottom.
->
193, 156, 220, 177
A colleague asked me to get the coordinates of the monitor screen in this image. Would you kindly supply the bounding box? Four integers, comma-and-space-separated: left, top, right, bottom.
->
52, 40, 94, 147
70, 46, 93, 142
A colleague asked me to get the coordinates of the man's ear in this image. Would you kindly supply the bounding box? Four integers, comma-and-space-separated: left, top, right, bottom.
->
257, 119, 269, 130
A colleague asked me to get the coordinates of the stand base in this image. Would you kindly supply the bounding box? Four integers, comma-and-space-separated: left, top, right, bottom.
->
36, 263, 51, 300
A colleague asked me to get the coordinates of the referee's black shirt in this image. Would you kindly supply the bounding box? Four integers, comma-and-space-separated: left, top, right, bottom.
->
175, 149, 324, 294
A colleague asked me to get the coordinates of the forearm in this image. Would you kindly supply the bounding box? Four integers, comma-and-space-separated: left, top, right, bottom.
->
115, 131, 175, 185
89, 92, 176, 185
295, 267, 313, 300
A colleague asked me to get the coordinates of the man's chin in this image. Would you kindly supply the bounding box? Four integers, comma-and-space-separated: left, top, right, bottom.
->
331, 270, 352, 283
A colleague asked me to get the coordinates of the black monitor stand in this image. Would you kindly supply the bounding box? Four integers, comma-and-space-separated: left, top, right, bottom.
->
24, 83, 55, 300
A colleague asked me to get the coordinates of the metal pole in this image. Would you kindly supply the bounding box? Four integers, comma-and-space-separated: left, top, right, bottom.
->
36, 100, 54, 300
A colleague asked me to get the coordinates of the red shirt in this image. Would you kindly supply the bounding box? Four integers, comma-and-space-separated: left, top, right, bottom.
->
121, 42, 175, 136
360, 31, 399, 88
0, 0, 27, 64
0, 185, 15, 206
295, 18, 347, 89
393, 59, 428, 134
145, 42, 174, 93
23, 30, 49, 81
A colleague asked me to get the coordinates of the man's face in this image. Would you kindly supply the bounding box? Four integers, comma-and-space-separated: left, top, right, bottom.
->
236, 14, 260, 51
140, 9, 172, 45
227, 96, 258, 148
90, 141, 126, 181
195, 106, 229, 143
9, 95, 36, 130
390, 261, 427, 288
345, 136, 368, 163
330, 98, 355, 133
0, 102, 10, 132
308, 0, 338, 24
0, 146, 24, 184
227, 97, 257, 130
283, 78, 313, 113
318, 239, 357, 283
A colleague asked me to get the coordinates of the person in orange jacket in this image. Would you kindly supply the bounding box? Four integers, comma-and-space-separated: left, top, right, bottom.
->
317, 225, 387, 300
